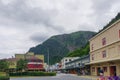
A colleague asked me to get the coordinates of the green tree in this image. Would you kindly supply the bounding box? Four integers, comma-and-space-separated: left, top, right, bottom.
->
0, 60, 9, 72
67, 42, 90, 57
16, 59, 27, 72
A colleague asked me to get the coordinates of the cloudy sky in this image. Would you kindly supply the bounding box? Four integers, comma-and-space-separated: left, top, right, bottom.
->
0, 0, 120, 59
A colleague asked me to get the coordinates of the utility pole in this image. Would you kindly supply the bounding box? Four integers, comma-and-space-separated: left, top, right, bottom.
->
47, 48, 49, 72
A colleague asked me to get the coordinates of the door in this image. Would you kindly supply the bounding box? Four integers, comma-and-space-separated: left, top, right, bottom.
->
110, 66, 116, 76
97, 67, 101, 76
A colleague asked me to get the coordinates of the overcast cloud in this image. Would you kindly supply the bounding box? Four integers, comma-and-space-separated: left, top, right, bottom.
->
0, 0, 120, 59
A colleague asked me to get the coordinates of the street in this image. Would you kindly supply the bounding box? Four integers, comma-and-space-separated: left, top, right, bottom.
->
10, 73, 91, 80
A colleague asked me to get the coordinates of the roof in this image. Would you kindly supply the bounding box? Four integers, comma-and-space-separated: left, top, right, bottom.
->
5, 58, 19, 62
89, 13, 120, 41
66, 54, 90, 65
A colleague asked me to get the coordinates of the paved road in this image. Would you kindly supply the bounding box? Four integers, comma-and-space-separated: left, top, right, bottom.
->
10, 73, 91, 80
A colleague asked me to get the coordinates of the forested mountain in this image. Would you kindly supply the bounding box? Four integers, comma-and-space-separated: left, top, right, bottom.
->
28, 31, 96, 64
67, 43, 89, 57
28, 13, 120, 65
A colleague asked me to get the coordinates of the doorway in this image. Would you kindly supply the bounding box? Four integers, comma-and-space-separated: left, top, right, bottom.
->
97, 67, 101, 76
110, 66, 116, 76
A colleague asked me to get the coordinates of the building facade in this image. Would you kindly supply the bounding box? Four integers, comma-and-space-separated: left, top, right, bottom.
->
25, 52, 44, 71
89, 19, 120, 76
60, 57, 79, 69
65, 55, 90, 75
5, 58, 19, 72
6, 52, 45, 71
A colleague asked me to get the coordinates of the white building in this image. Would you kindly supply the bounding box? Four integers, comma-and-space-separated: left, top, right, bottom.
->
60, 57, 79, 69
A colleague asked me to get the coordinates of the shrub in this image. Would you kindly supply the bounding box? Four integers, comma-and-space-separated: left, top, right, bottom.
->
9, 71, 56, 76
0, 76, 10, 80
0, 72, 9, 80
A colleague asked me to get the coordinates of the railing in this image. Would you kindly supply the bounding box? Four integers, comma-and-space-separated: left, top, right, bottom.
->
65, 63, 85, 69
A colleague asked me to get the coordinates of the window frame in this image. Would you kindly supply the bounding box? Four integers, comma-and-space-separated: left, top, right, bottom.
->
102, 37, 106, 45
102, 50, 106, 58
92, 67, 95, 72
91, 44, 94, 50
92, 54, 94, 60
103, 67, 107, 72
119, 30, 120, 38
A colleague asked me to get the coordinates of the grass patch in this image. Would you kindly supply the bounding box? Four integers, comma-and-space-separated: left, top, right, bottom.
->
0, 72, 9, 80
0, 72, 7, 76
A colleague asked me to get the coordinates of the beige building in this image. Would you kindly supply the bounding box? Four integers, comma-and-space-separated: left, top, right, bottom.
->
6, 52, 45, 71
15, 52, 44, 62
6, 58, 19, 72
89, 19, 120, 76
15, 54, 25, 59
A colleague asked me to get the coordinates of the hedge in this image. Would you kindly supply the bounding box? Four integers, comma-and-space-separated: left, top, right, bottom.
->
9, 72, 56, 76
0, 76, 10, 80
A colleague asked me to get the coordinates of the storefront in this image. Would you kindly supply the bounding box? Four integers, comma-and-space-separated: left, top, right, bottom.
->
90, 60, 120, 76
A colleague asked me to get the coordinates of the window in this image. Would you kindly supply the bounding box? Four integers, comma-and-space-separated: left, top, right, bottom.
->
103, 67, 107, 72
65, 59, 67, 62
102, 37, 106, 45
92, 54, 94, 60
102, 50, 106, 58
91, 44, 94, 50
10, 62, 15, 65
118, 45, 120, 53
119, 30, 120, 38
92, 67, 95, 72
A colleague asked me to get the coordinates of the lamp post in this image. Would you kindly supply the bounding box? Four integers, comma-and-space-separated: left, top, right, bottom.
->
47, 48, 49, 72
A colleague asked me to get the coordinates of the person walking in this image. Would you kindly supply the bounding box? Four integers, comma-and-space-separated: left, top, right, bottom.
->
108, 73, 119, 80
98, 69, 105, 80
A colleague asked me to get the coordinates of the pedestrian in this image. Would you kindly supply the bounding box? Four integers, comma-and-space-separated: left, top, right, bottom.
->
98, 76, 105, 80
82, 70, 85, 75
108, 73, 119, 80
99, 69, 104, 76
98, 69, 105, 80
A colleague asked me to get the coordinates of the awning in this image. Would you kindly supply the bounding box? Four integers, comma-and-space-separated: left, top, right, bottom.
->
85, 58, 120, 65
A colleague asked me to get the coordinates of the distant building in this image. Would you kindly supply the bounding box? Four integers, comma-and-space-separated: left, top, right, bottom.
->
89, 19, 120, 76
60, 57, 79, 69
5, 58, 19, 72
5, 52, 45, 71
15, 54, 25, 59
25, 52, 44, 71
65, 55, 90, 74
44, 63, 48, 71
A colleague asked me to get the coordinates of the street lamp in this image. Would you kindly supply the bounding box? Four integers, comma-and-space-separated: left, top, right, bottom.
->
47, 48, 49, 72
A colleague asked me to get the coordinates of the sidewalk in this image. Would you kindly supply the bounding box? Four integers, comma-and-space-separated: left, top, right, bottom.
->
79, 75, 99, 80
67, 73, 99, 80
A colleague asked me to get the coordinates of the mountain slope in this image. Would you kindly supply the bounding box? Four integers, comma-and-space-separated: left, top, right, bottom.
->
28, 31, 96, 64
67, 43, 89, 57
